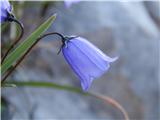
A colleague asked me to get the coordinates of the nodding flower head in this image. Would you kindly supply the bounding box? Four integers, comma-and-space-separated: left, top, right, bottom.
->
62, 36, 118, 91
0, 0, 12, 23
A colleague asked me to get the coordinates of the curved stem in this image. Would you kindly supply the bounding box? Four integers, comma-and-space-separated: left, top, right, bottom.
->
1, 18, 24, 64
1, 32, 65, 83
3, 81, 129, 120
91, 93, 129, 120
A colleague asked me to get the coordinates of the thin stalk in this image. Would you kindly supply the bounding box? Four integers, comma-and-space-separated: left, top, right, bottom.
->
90, 93, 129, 120
4, 81, 129, 120
1, 32, 65, 83
1, 18, 24, 64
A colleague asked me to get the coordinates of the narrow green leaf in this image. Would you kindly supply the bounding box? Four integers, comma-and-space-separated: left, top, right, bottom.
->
1, 14, 56, 75
4, 81, 87, 95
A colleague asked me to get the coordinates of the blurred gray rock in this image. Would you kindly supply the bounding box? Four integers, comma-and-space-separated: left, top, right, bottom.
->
144, 1, 160, 28
2, 1, 159, 120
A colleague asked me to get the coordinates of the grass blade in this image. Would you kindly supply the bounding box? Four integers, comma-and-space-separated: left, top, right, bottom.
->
1, 14, 56, 75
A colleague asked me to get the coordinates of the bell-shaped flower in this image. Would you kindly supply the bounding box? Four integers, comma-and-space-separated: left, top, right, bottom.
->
0, 0, 12, 23
62, 37, 118, 91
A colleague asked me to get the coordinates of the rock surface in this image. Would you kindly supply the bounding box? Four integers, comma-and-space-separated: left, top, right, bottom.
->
2, 1, 159, 120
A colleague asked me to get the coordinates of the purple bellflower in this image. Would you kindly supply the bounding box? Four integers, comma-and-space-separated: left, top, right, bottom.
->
62, 37, 118, 91
64, 0, 80, 8
0, 0, 12, 23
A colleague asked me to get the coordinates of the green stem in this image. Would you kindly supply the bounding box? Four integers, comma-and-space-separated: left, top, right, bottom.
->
1, 18, 24, 64
1, 32, 64, 83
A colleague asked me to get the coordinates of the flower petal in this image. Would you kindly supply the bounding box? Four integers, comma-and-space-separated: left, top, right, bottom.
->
64, 0, 80, 8
71, 37, 118, 64
62, 37, 118, 91
62, 39, 111, 90
0, 0, 12, 23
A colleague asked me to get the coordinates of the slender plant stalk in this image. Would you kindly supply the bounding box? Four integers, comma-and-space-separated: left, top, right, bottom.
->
91, 93, 129, 120
4, 81, 129, 120
1, 19, 24, 64
1, 32, 65, 83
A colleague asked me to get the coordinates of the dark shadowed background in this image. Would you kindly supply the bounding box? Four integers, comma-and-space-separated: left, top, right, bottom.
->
1, 1, 159, 120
